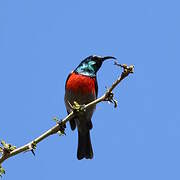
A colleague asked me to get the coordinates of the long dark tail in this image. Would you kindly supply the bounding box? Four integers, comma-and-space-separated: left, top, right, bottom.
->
77, 130, 93, 160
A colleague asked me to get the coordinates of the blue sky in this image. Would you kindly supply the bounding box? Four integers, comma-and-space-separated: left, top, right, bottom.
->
0, 0, 180, 179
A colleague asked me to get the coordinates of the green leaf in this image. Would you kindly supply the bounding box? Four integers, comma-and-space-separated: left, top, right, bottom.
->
53, 117, 59, 123
0, 165, 5, 178
0, 140, 16, 152
9, 145, 16, 151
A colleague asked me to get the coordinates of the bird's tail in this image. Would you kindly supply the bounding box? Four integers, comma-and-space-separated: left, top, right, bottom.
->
77, 130, 93, 160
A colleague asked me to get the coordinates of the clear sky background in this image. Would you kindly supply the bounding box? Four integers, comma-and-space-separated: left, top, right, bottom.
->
0, 0, 180, 179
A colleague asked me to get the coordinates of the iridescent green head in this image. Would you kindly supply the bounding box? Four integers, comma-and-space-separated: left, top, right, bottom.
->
75, 55, 116, 77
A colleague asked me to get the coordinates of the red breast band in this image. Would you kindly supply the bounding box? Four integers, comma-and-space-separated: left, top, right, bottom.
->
66, 72, 96, 95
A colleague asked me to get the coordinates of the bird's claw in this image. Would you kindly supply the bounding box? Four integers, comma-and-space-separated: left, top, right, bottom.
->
69, 101, 86, 114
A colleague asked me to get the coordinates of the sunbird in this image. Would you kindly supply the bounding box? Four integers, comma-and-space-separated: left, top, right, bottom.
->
64, 55, 116, 160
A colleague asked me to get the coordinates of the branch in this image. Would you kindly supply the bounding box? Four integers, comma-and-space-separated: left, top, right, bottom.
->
0, 62, 134, 176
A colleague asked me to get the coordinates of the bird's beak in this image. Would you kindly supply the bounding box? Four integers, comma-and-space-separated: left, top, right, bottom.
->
101, 56, 116, 62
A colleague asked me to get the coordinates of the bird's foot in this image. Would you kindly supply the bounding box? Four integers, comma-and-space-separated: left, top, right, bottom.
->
68, 101, 86, 115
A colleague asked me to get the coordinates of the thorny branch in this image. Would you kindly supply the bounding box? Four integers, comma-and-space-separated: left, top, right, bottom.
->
0, 62, 134, 176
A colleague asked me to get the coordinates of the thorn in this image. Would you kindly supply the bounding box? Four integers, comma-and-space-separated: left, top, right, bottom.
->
105, 92, 118, 108
31, 149, 35, 156
114, 60, 120, 66
25, 141, 37, 155
53, 117, 66, 135
57, 120, 66, 136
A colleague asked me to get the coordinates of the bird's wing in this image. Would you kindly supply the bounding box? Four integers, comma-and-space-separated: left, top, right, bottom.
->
65, 71, 76, 130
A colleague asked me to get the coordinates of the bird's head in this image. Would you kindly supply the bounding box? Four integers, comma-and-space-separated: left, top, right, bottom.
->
75, 55, 116, 77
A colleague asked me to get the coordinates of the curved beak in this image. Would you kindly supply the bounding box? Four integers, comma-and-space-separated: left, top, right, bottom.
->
102, 56, 116, 62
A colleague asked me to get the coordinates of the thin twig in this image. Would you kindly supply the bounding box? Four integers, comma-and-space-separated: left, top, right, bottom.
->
0, 63, 134, 167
